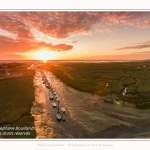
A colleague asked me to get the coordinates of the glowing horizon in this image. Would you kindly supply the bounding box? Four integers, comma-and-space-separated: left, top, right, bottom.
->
0, 12, 150, 61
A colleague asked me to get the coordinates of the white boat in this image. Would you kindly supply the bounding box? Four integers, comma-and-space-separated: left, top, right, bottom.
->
61, 107, 65, 113
56, 113, 61, 120
52, 103, 57, 107
55, 95, 58, 98
56, 98, 60, 102
53, 92, 57, 95
52, 88, 55, 92
49, 94, 54, 100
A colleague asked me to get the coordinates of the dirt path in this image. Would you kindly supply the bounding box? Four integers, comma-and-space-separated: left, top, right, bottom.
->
31, 70, 150, 138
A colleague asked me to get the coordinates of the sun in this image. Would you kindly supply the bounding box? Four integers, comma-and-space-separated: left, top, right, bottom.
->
34, 50, 55, 63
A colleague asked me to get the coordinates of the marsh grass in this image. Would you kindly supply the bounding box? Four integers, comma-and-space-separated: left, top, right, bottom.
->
39, 61, 150, 109
0, 69, 36, 138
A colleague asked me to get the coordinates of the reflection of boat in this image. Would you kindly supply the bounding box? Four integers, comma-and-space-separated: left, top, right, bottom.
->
56, 113, 61, 120
52, 103, 57, 107
61, 107, 65, 113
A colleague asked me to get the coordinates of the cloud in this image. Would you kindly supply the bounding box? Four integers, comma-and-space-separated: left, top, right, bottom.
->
116, 40, 150, 50
1, 12, 150, 40
116, 44, 150, 50
78, 52, 150, 60
0, 12, 150, 59
134, 50, 150, 54
139, 19, 150, 28
72, 40, 78, 43
0, 36, 73, 53
129, 40, 150, 46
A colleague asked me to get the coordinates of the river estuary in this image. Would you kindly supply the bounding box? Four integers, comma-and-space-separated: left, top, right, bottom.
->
31, 70, 150, 138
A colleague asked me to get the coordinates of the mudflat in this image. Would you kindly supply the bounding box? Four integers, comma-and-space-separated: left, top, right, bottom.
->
32, 69, 150, 138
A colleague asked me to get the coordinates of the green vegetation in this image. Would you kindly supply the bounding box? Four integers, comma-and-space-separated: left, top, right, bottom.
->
0, 66, 36, 138
39, 61, 150, 109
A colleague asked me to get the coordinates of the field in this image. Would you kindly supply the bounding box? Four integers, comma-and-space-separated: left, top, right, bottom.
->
38, 61, 150, 109
0, 63, 36, 138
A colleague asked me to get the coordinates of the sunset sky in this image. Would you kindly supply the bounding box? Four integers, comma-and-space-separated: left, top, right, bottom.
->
0, 11, 150, 60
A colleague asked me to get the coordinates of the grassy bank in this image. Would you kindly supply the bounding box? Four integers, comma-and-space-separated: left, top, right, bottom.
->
0, 69, 36, 138
38, 61, 150, 109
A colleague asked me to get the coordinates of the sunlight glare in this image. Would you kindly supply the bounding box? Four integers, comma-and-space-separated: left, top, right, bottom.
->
34, 50, 55, 63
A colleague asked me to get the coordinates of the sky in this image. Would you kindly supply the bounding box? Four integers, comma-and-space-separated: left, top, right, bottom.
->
0, 11, 150, 61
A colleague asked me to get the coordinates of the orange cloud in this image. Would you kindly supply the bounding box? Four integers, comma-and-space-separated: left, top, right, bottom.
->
78, 53, 150, 61
140, 19, 150, 28
0, 12, 150, 59
116, 40, 150, 50
0, 12, 150, 40
0, 36, 73, 53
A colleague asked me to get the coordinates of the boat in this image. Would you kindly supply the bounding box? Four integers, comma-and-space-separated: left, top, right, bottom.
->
53, 91, 57, 95
55, 95, 58, 98
49, 94, 54, 100
45, 84, 49, 88
61, 114, 66, 121
56, 113, 61, 120
56, 97, 60, 102
61, 107, 65, 113
52, 88, 55, 92
52, 103, 57, 107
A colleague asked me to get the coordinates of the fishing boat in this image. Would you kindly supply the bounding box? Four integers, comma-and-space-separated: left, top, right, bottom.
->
55, 95, 58, 98
49, 94, 54, 100
52, 88, 55, 92
56, 97, 60, 102
56, 113, 61, 120
61, 107, 65, 113
45, 83, 49, 88
53, 91, 57, 95
52, 102, 57, 107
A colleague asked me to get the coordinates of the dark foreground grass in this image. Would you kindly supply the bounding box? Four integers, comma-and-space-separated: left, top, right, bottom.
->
39, 61, 150, 109
0, 71, 36, 138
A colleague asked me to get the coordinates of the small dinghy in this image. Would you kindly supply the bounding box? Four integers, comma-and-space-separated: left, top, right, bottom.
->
61, 107, 65, 113
55, 95, 58, 98
52, 88, 55, 92
49, 94, 54, 100
53, 91, 57, 95
52, 102, 57, 107
56, 113, 61, 120
56, 97, 60, 102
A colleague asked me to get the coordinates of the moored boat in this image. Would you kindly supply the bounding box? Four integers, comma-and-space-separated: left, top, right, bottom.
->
49, 94, 54, 100
53, 91, 57, 95
61, 107, 65, 113
56, 97, 60, 102
56, 113, 61, 120
52, 102, 57, 107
